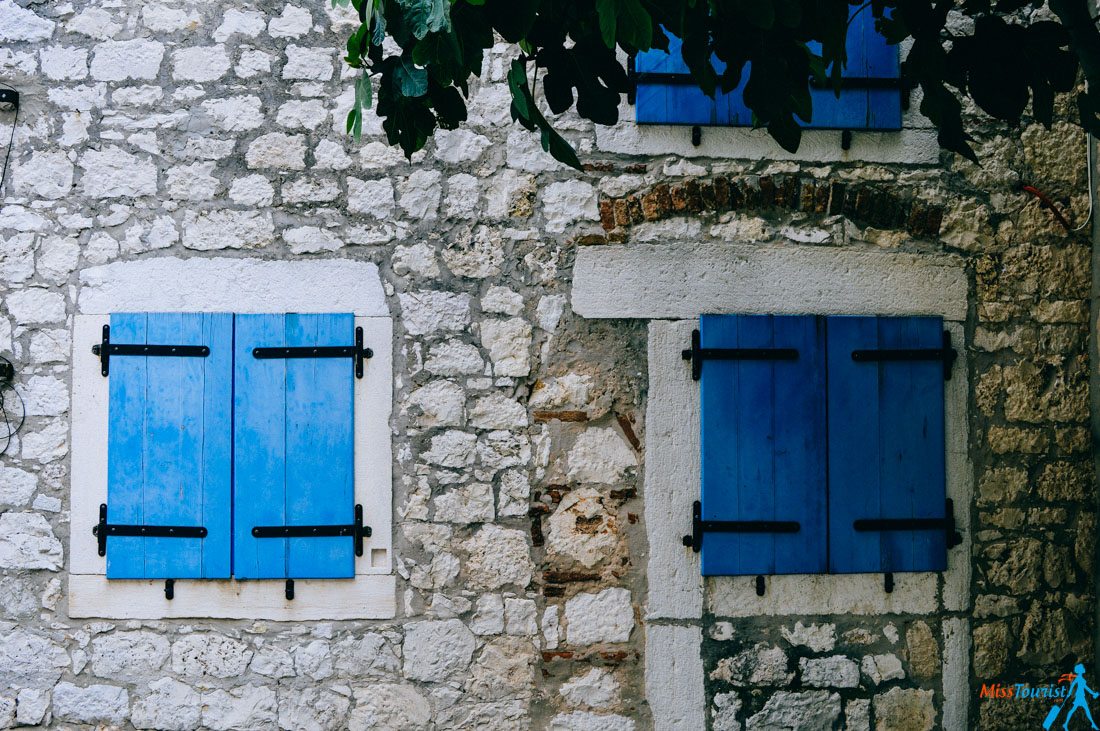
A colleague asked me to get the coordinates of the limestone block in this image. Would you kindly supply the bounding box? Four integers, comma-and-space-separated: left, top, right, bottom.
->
462, 525, 533, 590
52, 683, 128, 725
560, 668, 619, 709
80, 147, 157, 198
565, 588, 634, 645
799, 656, 859, 688
347, 684, 430, 731
873, 687, 935, 731
402, 619, 476, 682
131, 678, 201, 731
0, 630, 68, 688
0, 512, 63, 570
171, 634, 253, 678
90, 631, 171, 681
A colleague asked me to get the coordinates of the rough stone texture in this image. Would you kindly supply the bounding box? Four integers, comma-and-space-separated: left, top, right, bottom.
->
873, 687, 935, 731
201, 684, 278, 731
0, 512, 63, 570
131, 677, 201, 731
348, 683, 430, 731
0, 631, 68, 689
565, 588, 635, 645
744, 691, 841, 731
51, 682, 128, 725
402, 619, 477, 681
0, 3, 1093, 729
90, 631, 171, 680
170, 634, 253, 678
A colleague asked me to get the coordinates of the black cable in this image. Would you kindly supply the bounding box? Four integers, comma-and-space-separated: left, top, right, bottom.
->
0, 82, 19, 197
0, 355, 24, 457
0, 385, 25, 457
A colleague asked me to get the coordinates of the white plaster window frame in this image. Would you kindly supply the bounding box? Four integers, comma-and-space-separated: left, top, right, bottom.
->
571, 242, 972, 730
68, 257, 396, 621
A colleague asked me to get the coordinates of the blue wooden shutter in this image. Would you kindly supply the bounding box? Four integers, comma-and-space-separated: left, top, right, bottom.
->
105, 313, 233, 579
827, 316, 947, 573
699, 315, 827, 575
233, 313, 356, 579
636, 9, 900, 130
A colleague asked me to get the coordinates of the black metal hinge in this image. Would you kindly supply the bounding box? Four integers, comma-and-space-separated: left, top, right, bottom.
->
853, 498, 963, 549
92, 325, 210, 377
252, 504, 372, 556
682, 500, 800, 552
252, 326, 373, 379
681, 329, 799, 381
851, 330, 958, 381
93, 503, 208, 556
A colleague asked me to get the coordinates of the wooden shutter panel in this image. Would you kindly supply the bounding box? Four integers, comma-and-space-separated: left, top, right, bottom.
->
233, 313, 356, 579
699, 315, 827, 575
827, 316, 947, 574
636, 9, 900, 130
105, 313, 232, 579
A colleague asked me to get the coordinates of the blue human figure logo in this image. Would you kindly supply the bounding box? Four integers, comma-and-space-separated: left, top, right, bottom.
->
1049, 664, 1100, 730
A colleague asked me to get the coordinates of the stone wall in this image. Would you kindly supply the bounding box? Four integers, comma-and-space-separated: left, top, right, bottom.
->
0, 0, 1095, 729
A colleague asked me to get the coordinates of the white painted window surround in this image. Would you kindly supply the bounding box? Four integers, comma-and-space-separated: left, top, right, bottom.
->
572, 242, 972, 731
68, 257, 396, 620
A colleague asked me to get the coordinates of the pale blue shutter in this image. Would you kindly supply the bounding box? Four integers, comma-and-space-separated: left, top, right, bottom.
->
232, 313, 356, 579
104, 313, 232, 579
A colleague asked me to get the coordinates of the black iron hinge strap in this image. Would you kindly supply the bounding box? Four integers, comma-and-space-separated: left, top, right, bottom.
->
853, 498, 963, 548
93, 504, 208, 556
92, 325, 211, 377
251, 504, 372, 556
682, 500, 800, 552
851, 330, 957, 380
682, 329, 799, 381
252, 326, 373, 379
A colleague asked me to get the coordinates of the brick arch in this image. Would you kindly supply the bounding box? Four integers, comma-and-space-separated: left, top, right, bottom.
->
596, 174, 945, 239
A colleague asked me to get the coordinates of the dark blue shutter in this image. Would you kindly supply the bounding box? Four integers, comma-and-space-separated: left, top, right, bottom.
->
105, 313, 232, 579
699, 315, 827, 575
827, 316, 947, 573
636, 9, 900, 130
232, 313, 356, 579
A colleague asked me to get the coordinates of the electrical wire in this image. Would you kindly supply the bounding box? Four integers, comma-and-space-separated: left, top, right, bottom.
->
0, 82, 19, 197
0, 356, 25, 457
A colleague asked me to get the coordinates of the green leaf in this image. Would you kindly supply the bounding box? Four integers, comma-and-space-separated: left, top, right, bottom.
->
395, 58, 429, 96
596, 0, 617, 49
399, 0, 452, 40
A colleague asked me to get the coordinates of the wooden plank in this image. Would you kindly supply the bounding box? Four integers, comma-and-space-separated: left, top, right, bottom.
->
732, 316, 776, 575
142, 313, 200, 578
201, 314, 234, 578
284, 313, 355, 579
773, 316, 828, 574
877, 317, 947, 571
700, 315, 740, 575
106, 313, 147, 578
233, 314, 288, 579
826, 316, 881, 573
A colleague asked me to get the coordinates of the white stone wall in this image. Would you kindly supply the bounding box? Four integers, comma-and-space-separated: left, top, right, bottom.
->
0, 2, 649, 728
0, 0, 1093, 730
